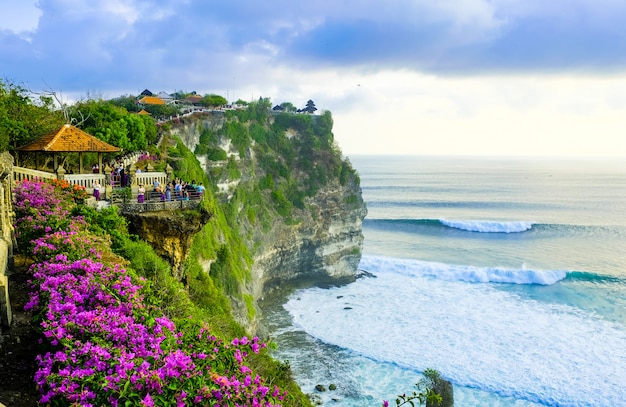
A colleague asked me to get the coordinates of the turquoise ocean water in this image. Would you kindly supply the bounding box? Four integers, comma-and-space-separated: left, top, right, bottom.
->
262, 156, 626, 407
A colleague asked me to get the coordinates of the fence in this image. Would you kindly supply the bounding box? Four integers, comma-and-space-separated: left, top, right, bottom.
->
117, 198, 201, 213
65, 173, 107, 190
12, 166, 57, 183
12, 161, 205, 214
132, 172, 168, 189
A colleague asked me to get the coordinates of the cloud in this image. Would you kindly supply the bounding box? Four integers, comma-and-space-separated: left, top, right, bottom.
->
0, 0, 41, 34
2, 0, 626, 156
3, 0, 626, 95
326, 70, 626, 156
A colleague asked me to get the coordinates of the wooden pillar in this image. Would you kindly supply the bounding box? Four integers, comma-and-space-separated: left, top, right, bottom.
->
79, 152, 84, 174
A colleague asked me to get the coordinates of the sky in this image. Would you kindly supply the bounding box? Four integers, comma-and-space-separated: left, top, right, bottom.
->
2, 0, 626, 157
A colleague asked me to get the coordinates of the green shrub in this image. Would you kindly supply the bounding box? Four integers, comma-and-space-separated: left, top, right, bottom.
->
271, 189, 293, 217
207, 147, 228, 161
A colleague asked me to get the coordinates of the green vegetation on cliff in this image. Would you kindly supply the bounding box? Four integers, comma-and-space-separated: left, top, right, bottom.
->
161, 101, 358, 313
3, 84, 364, 405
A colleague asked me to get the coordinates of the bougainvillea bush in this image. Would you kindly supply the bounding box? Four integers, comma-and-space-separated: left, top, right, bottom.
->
13, 179, 76, 249
14, 179, 286, 407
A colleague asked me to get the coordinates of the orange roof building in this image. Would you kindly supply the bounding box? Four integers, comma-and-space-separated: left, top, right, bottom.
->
15, 124, 121, 174
17, 124, 121, 153
139, 96, 166, 105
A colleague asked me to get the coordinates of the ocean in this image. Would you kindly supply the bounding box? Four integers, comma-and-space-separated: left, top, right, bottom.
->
261, 156, 626, 407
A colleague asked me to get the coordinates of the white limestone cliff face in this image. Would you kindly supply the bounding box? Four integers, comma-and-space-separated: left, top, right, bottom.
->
170, 112, 367, 332
166, 112, 226, 155
251, 177, 366, 289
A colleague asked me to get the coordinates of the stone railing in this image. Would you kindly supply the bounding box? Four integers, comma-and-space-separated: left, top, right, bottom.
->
64, 173, 107, 190
1, 152, 14, 328
14, 163, 187, 216
117, 198, 201, 213
132, 172, 168, 189
14, 166, 109, 197
12, 166, 56, 183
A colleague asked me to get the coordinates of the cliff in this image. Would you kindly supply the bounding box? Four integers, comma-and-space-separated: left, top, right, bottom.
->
123, 207, 212, 280
0, 102, 365, 407
160, 106, 367, 332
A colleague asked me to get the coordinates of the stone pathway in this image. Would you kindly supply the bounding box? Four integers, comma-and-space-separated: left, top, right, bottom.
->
0, 256, 39, 406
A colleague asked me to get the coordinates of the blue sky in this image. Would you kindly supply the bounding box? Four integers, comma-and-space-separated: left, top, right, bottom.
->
2, 0, 626, 156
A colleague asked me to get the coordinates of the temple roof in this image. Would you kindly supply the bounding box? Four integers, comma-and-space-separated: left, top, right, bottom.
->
15, 124, 121, 153
139, 96, 166, 105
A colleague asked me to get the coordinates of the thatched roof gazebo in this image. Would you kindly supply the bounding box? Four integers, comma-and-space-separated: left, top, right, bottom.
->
15, 124, 121, 174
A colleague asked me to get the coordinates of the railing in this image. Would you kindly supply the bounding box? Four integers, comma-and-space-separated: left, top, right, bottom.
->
15, 167, 169, 191
108, 151, 145, 169
14, 166, 106, 192
13, 166, 202, 214
117, 198, 201, 213
65, 173, 106, 190
132, 172, 168, 188
13, 166, 57, 183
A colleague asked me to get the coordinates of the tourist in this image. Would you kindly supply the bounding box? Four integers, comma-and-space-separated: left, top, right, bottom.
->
137, 184, 145, 203
184, 182, 195, 200
174, 180, 182, 200
196, 182, 205, 198
120, 167, 127, 187
93, 180, 101, 201
165, 182, 172, 201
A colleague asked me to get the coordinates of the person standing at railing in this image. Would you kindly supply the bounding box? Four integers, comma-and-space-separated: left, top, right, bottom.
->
93, 180, 101, 201
196, 182, 205, 198
138, 184, 145, 203
165, 182, 172, 201
174, 180, 182, 200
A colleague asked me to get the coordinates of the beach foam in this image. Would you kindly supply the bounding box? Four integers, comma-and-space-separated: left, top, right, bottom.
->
284, 257, 626, 406
440, 219, 534, 233
359, 255, 566, 285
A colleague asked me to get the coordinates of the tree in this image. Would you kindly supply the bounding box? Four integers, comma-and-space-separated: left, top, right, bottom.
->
110, 95, 140, 112
200, 94, 228, 108
70, 99, 157, 151
141, 102, 179, 119
0, 80, 64, 151
279, 102, 297, 112
302, 99, 317, 114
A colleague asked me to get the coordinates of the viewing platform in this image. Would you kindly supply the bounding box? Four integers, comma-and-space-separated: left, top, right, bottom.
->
13, 156, 203, 214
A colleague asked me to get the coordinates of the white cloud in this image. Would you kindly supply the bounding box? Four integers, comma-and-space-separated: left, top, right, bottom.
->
322, 71, 626, 156
3, 0, 626, 157
0, 0, 41, 33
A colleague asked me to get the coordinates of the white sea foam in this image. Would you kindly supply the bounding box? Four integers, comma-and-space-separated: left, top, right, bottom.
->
360, 255, 567, 285
284, 256, 626, 406
440, 219, 533, 233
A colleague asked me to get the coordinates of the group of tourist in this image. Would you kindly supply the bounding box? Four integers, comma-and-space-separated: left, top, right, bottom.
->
137, 177, 205, 203
89, 150, 207, 204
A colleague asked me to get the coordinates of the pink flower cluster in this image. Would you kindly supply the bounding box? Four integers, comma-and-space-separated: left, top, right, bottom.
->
13, 179, 76, 250
14, 180, 286, 406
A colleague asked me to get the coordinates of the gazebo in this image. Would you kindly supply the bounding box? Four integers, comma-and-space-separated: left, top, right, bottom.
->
14, 124, 121, 174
